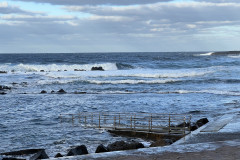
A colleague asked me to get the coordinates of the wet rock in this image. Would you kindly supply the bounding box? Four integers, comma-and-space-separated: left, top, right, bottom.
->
54, 153, 63, 158
190, 124, 198, 131
66, 145, 88, 156
0, 92, 7, 95
40, 70, 45, 72
51, 90, 55, 93
12, 82, 18, 85
0, 71, 7, 74
95, 144, 109, 153
29, 150, 49, 160
64, 70, 67, 71
74, 69, 86, 71
74, 91, 87, 94
0, 85, 11, 90
91, 67, 104, 71
57, 89, 66, 94
107, 141, 144, 151
0, 149, 43, 156
40, 90, 47, 94
196, 118, 209, 127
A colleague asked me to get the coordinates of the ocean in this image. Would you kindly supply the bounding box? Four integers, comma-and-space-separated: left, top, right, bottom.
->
1, 52, 240, 156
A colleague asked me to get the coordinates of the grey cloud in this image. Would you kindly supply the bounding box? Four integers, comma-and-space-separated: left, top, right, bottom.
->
10, 0, 172, 5
0, 2, 30, 14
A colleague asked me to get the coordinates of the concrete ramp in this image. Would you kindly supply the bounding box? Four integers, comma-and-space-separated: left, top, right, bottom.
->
201, 114, 235, 132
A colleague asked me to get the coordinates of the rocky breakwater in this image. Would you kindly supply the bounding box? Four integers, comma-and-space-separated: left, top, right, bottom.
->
0, 141, 145, 159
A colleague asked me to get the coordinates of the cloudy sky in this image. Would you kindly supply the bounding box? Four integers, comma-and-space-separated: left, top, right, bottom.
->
1, 0, 240, 53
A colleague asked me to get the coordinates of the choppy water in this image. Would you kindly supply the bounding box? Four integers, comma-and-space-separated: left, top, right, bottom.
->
1, 52, 240, 157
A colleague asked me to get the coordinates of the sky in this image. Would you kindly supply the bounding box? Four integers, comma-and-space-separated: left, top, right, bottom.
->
0, 0, 240, 53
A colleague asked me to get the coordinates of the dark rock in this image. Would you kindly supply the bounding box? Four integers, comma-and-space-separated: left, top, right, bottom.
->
40, 90, 47, 94
54, 153, 63, 158
107, 141, 144, 151
74, 69, 86, 71
91, 67, 104, 71
57, 89, 66, 94
190, 124, 198, 131
0, 92, 7, 95
66, 145, 88, 156
0, 85, 11, 90
29, 150, 49, 160
11, 70, 15, 72
74, 91, 87, 94
0, 149, 43, 156
95, 144, 109, 153
196, 118, 209, 127
0, 71, 7, 74
64, 70, 67, 71
12, 82, 18, 85
40, 70, 45, 72
51, 90, 55, 93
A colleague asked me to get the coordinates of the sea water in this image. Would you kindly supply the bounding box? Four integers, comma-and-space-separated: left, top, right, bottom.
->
1, 52, 240, 156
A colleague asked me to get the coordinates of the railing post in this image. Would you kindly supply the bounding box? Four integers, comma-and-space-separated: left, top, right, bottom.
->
183, 116, 186, 135
130, 116, 132, 129
134, 114, 136, 129
114, 116, 116, 129
119, 113, 121, 126
168, 115, 171, 134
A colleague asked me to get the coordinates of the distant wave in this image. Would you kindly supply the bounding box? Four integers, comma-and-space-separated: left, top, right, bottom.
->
197, 52, 214, 56
86, 79, 179, 84
0, 63, 118, 72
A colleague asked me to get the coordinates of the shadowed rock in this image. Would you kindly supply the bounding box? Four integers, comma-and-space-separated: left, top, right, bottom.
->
66, 145, 88, 156
57, 89, 66, 94
107, 141, 144, 151
54, 153, 63, 158
40, 90, 47, 94
196, 118, 209, 127
29, 150, 49, 160
95, 144, 109, 153
0, 149, 43, 156
0, 71, 7, 74
91, 67, 104, 71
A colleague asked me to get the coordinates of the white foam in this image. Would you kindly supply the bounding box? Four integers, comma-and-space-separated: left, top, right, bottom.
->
0, 63, 118, 72
196, 52, 213, 56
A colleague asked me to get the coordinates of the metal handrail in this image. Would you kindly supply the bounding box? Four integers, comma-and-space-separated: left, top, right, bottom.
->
60, 112, 191, 135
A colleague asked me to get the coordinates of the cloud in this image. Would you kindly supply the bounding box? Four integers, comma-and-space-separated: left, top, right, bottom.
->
0, 2, 30, 14
10, 0, 172, 5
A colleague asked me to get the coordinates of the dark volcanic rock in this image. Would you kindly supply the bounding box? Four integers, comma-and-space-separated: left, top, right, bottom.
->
0, 71, 7, 74
29, 150, 49, 160
74, 69, 86, 71
196, 118, 209, 127
74, 91, 87, 94
91, 67, 104, 71
0, 85, 11, 90
57, 89, 66, 94
107, 141, 144, 151
66, 145, 88, 156
95, 144, 109, 153
1, 149, 43, 156
0, 92, 7, 95
40, 90, 47, 94
51, 90, 55, 93
54, 153, 63, 158
40, 70, 45, 72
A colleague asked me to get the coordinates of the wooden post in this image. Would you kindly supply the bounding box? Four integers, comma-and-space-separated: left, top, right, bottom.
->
183, 116, 186, 135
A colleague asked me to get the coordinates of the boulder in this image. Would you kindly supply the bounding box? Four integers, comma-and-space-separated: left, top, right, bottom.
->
40, 90, 47, 94
107, 141, 144, 151
0, 71, 7, 74
51, 90, 55, 93
74, 91, 87, 94
196, 118, 209, 127
29, 150, 49, 160
54, 153, 63, 158
66, 145, 88, 156
0, 149, 43, 156
40, 70, 45, 72
0, 85, 11, 90
74, 69, 86, 71
91, 67, 104, 71
95, 144, 109, 153
0, 92, 7, 95
57, 89, 66, 94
